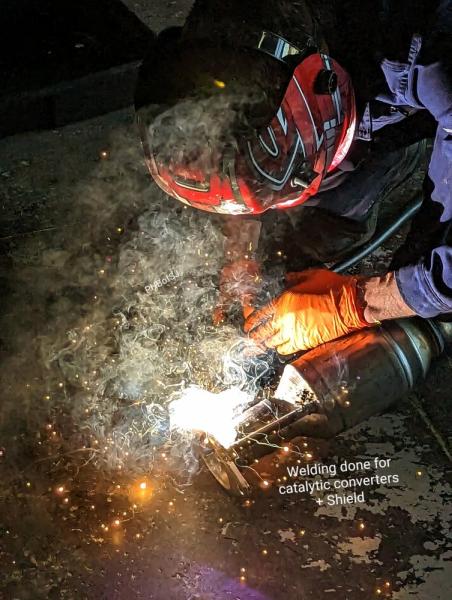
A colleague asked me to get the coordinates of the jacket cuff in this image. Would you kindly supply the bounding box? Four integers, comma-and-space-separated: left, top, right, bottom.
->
395, 263, 450, 318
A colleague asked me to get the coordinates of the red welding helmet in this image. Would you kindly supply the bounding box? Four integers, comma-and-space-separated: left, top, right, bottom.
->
137, 32, 356, 215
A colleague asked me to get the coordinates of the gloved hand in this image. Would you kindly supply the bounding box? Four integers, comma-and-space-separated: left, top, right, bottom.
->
213, 258, 261, 325
244, 269, 371, 354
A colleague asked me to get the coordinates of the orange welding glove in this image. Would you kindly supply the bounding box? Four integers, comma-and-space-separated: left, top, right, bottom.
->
213, 258, 261, 325
243, 269, 371, 354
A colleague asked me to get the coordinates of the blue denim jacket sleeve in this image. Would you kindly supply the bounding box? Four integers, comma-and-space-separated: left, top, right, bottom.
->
377, 35, 452, 317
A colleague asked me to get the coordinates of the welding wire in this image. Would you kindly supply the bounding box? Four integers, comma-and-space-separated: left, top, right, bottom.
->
331, 196, 423, 274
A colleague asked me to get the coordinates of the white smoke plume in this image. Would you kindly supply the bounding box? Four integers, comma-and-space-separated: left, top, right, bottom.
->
0, 118, 278, 488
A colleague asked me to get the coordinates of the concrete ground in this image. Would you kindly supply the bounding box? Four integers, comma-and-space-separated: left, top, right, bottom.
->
1, 2, 451, 600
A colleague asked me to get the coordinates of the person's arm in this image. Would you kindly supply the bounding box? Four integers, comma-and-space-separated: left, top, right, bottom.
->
222, 216, 262, 262
394, 119, 452, 317
346, 40, 452, 322
378, 35, 452, 317
213, 217, 262, 324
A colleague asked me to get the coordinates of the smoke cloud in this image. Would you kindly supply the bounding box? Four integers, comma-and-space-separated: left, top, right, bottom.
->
0, 115, 279, 491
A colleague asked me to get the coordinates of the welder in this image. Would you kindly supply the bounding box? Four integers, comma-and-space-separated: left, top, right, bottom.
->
135, 0, 451, 355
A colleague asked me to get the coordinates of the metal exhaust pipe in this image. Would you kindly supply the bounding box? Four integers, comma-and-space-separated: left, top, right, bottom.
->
203, 318, 452, 496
